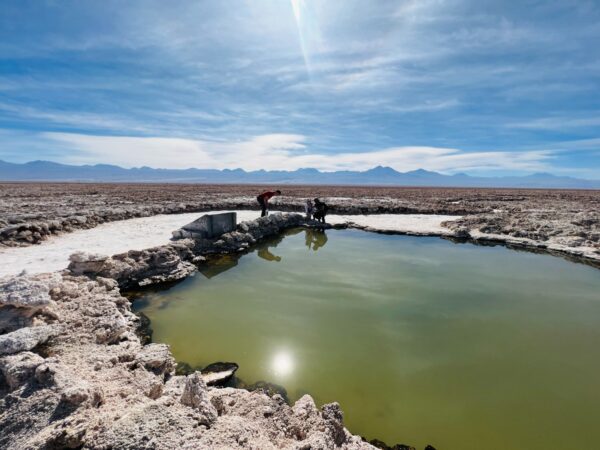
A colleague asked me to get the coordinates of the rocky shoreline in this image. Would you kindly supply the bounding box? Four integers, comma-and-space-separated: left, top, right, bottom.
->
1, 213, 438, 450
0, 183, 600, 257
1, 185, 599, 449
0, 183, 470, 248
1, 183, 598, 265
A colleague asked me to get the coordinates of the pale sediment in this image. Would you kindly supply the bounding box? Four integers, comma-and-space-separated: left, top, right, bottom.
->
0, 192, 468, 248
1, 206, 598, 279
0, 211, 464, 278
2, 184, 598, 261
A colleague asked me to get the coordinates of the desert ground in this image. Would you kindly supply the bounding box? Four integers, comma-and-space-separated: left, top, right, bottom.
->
1, 183, 599, 450
1, 183, 598, 263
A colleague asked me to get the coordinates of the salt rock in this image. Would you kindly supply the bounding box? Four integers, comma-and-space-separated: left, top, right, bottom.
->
68, 251, 109, 275
136, 343, 175, 376
292, 394, 318, 419
180, 372, 217, 426
0, 351, 44, 389
62, 384, 91, 405
321, 402, 347, 446
0, 272, 61, 311
0, 325, 58, 356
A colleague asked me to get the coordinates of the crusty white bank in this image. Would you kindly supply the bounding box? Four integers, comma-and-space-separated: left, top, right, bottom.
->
0, 212, 462, 277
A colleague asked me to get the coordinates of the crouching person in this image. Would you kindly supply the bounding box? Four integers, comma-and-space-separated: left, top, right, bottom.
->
313, 198, 328, 224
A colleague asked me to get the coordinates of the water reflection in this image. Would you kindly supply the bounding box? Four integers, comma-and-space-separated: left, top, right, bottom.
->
133, 229, 600, 449
199, 255, 239, 278
271, 350, 294, 377
305, 229, 328, 251
257, 228, 304, 262
257, 247, 282, 262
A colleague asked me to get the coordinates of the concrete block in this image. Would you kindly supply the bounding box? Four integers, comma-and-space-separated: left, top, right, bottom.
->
175, 212, 237, 240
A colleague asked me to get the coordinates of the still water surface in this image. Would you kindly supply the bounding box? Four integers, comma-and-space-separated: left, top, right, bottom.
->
133, 229, 600, 450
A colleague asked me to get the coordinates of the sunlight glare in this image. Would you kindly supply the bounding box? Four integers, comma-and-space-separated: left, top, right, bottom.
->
290, 0, 312, 76
272, 351, 294, 376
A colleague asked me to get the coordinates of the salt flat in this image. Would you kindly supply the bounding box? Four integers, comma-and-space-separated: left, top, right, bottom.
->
0, 211, 460, 277
327, 214, 458, 235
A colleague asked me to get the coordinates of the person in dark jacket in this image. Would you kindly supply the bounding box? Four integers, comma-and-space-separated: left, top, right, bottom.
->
313, 198, 328, 224
256, 190, 281, 217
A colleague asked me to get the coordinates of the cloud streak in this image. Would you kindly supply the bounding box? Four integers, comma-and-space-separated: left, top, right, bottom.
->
0, 0, 599, 177
509, 116, 600, 130
42, 132, 556, 174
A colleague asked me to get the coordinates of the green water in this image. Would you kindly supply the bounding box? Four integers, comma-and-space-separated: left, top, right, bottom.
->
132, 229, 600, 450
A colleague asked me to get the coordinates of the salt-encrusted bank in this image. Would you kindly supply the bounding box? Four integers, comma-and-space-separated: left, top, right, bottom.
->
2, 185, 598, 261
1, 206, 599, 279
1, 209, 597, 449
0, 214, 391, 450
0, 211, 462, 278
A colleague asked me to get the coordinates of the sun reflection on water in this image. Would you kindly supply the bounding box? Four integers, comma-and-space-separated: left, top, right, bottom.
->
271, 351, 294, 377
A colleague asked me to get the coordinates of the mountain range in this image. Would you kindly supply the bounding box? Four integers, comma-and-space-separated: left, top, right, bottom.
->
0, 160, 599, 189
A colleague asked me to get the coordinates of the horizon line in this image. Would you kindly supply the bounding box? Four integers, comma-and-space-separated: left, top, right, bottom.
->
2, 158, 599, 181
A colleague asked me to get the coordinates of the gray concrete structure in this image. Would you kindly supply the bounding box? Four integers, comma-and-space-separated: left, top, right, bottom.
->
172, 212, 237, 240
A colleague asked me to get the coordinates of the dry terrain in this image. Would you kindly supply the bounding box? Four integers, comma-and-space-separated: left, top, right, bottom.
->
1, 184, 599, 449
1, 183, 598, 264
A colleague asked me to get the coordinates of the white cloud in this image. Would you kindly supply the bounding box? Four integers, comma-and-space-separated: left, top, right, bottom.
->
0, 102, 154, 133
2, 1, 598, 178
508, 116, 600, 130
43, 132, 307, 170
43, 131, 555, 173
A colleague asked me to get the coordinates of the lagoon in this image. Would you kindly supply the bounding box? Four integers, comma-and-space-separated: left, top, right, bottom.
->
132, 229, 600, 450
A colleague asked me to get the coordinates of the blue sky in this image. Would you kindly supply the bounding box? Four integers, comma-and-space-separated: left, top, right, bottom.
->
0, 0, 599, 177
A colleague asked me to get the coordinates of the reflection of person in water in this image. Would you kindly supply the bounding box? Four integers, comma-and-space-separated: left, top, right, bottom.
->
304, 229, 328, 251
256, 228, 302, 262
257, 246, 281, 262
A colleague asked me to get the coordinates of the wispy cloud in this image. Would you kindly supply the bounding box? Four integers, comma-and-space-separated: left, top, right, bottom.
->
0, 0, 599, 177
40, 131, 556, 174
508, 116, 600, 130
0, 102, 153, 133
43, 132, 308, 171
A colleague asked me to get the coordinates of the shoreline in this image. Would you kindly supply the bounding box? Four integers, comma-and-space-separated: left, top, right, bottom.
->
1, 211, 598, 449
0, 211, 461, 278
2, 184, 597, 260
1, 209, 598, 279
1, 213, 391, 449
1, 184, 599, 449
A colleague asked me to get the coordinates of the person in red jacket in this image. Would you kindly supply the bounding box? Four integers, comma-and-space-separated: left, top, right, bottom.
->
256, 190, 281, 217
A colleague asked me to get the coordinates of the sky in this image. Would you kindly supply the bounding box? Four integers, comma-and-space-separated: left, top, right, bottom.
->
0, 0, 599, 177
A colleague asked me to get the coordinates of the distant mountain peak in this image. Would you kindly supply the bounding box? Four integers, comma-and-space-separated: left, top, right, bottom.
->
528, 172, 560, 178
27, 160, 61, 166
406, 168, 439, 176
0, 160, 597, 188
366, 165, 399, 175
294, 167, 321, 174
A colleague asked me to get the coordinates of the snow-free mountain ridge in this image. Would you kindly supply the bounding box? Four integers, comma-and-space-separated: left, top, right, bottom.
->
1, 160, 598, 189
